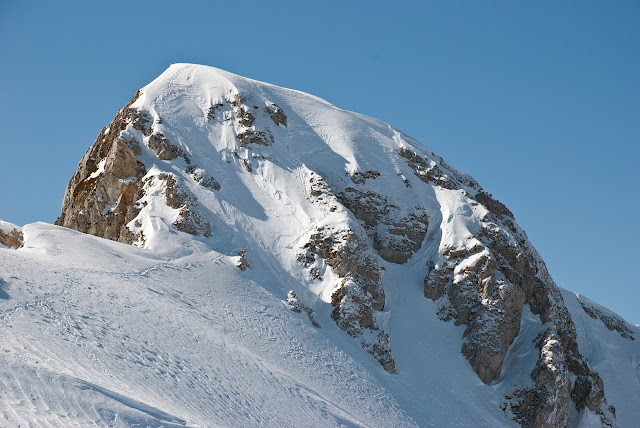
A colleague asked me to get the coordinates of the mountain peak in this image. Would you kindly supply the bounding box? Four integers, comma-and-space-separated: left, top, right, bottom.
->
39, 65, 637, 426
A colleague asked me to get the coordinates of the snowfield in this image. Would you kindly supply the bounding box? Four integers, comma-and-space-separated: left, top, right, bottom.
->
0, 223, 475, 426
1, 64, 638, 427
2, 223, 638, 427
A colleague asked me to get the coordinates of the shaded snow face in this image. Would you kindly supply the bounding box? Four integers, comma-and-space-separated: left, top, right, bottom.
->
41, 63, 636, 426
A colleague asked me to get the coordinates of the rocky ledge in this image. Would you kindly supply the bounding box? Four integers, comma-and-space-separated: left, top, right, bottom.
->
302, 172, 396, 373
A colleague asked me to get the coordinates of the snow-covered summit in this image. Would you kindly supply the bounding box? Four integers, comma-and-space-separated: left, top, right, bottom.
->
1, 64, 638, 426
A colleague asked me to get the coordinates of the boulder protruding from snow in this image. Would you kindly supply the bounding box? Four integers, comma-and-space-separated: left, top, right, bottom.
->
0, 221, 23, 249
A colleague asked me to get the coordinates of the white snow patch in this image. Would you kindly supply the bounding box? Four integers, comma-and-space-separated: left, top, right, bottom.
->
87, 158, 107, 180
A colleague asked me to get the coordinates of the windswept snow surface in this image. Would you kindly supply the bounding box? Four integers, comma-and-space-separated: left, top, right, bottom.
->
3, 224, 637, 427
1, 224, 407, 427
1, 64, 638, 426
0, 222, 504, 427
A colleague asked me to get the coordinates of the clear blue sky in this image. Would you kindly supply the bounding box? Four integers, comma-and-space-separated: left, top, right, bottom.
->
1, 1, 638, 324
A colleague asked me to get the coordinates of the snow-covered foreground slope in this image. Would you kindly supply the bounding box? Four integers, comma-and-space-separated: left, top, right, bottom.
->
0, 223, 494, 426
2, 224, 639, 427
2, 64, 639, 426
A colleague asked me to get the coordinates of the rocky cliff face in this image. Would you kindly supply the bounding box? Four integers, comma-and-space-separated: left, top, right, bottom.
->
400, 140, 618, 426
55, 91, 148, 244
54, 63, 620, 426
55, 90, 214, 245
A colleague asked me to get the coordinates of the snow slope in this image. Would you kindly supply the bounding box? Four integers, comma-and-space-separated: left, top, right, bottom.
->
2, 224, 638, 426
0, 222, 500, 427
1, 64, 638, 427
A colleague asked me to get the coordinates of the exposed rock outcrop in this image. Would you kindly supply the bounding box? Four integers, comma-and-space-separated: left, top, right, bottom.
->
350, 170, 380, 184
336, 185, 429, 264
148, 132, 190, 163
303, 168, 429, 372
297, 173, 396, 373
308, 172, 338, 212
302, 221, 396, 373
287, 290, 320, 328
55, 85, 288, 247
396, 145, 617, 425
400, 147, 512, 216
475, 190, 514, 220
55, 91, 148, 244
400, 147, 475, 191
265, 103, 287, 128
56, 89, 214, 245
228, 93, 275, 147
237, 250, 250, 271
337, 187, 387, 227
186, 166, 221, 191
0, 227, 23, 249
506, 328, 616, 427
159, 173, 212, 238
579, 300, 635, 340
424, 204, 616, 425
57, 86, 284, 246
373, 210, 429, 264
